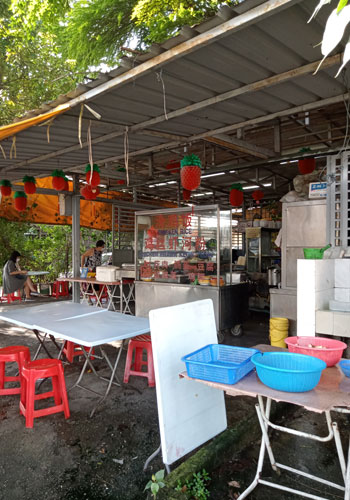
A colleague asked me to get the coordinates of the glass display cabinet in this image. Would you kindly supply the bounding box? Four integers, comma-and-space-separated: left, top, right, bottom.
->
135, 205, 249, 338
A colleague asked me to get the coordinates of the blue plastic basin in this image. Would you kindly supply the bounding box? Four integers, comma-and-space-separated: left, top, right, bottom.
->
339, 360, 350, 378
251, 352, 326, 393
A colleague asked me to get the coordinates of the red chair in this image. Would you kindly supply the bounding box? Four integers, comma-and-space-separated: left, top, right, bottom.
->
0, 346, 30, 395
52, 281, 69, 299
20, 358, 70, 428
62, 341, 95, 363
123, 335, 155, 387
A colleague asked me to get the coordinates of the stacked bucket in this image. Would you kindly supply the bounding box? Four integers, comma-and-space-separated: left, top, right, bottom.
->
269, 317, 289, 348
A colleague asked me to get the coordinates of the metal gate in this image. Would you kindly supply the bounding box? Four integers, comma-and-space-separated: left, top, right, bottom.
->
327, 152, 350, 247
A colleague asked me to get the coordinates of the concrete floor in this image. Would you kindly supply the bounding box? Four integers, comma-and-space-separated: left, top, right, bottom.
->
0, 298, 348, 500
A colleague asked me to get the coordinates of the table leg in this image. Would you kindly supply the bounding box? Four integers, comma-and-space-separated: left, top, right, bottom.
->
90, 341, 124, 417
345, 436, 350, 500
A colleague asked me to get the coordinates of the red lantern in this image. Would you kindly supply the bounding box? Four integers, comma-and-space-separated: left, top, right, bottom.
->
51, 170, 66, 191
180, 155, 202, 191
80, 184, 100, 200
116, 180, 126, 185
13, 192, 27, 212
298, 158, 315, 175
63, 178, 69, 191
183, 189, 191, 201
0, 180, 12, 197
23, 176, 36, 195
85, 164, 100, 187
229, 184, 243, 207
252, 190, 264, 204
165, 161, 181, 174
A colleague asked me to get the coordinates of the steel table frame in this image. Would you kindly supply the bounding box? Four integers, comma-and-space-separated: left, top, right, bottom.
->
0, 302, 150, 416
180, 346, 350, 500
60, 277, 135, 314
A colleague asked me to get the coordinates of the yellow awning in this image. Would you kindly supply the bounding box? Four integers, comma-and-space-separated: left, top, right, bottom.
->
0, 104, 70, 142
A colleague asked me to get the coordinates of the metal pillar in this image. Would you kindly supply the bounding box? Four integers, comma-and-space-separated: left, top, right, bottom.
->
72, 175, 81, 303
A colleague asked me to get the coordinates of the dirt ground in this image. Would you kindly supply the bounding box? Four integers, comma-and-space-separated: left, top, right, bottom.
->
0, 300, 348, 500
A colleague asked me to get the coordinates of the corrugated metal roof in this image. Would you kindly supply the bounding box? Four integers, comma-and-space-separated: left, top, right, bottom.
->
0, 0, 348, 206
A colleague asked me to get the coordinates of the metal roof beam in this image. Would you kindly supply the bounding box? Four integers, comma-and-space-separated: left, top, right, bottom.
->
66, 92, 348, 170
205, 133, 275, 159
2, 51, 340, 174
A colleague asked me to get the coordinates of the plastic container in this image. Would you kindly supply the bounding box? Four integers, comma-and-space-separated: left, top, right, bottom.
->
303, 245, 331, 259
181, 344, 260, 385
339, 360, 350, 378
251, 352, 326, 392
270, 317, 289, 348
285, 336, 346, 367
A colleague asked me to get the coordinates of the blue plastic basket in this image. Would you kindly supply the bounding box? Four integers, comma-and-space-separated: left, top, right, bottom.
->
181, 345, 260, 385
251, 352, 326, 393
339, 360, 350, 378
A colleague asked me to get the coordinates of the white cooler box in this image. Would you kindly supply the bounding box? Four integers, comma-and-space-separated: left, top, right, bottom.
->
96, 266, 118, 282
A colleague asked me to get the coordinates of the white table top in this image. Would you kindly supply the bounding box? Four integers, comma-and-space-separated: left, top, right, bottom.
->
0, 302, 150, 346
27, 271, 49, 276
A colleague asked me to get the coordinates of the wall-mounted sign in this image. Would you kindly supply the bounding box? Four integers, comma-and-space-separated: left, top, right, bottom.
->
309, 182, 327, 199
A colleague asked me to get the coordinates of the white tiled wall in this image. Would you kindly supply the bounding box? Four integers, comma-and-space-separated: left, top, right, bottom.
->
334, 288, 350, 301
335, 260, 350, 288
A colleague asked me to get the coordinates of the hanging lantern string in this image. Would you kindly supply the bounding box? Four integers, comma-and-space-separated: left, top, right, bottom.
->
9, 136, 16, 159
124, 126, 130, 186
0, 144, 6, 160
78, 104, 84, 148
156, 69, 168, 121
87, 120, 94, 183
38, 116, 56, 143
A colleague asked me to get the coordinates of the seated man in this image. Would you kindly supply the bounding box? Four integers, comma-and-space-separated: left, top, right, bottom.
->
2, 251, 37, 301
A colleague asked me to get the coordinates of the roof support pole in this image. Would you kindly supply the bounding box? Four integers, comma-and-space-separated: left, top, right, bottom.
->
72, 174, 81, 303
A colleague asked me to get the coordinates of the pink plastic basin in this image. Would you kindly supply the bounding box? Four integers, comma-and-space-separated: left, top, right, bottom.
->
285, 336, 346, 367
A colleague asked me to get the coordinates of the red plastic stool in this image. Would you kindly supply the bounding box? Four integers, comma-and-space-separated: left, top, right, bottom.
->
52, 281, 69, 299
123, 335, 155, 387
0, 291, 22, 303
20, 358, 70, 428
0, 345, 30, 395
62, 341, 95, 363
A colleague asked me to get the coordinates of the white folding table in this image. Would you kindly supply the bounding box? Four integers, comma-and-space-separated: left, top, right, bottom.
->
0, 302, 150, 415
181, 344, 350, 500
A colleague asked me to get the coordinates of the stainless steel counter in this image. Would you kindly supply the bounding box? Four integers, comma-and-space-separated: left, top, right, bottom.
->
135, 280, 249, 334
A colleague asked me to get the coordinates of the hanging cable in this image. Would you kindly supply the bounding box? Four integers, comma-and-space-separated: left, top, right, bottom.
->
156, 69, 168, 120
87, 120, 94, 182
0, 144, 6, 160
124, 126, 130, 186
78, 104, 84, 148
9, 136, 16, 159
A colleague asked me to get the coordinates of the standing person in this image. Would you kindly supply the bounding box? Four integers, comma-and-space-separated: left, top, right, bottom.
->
81, 240, 105, 272
2, 251, 37, 301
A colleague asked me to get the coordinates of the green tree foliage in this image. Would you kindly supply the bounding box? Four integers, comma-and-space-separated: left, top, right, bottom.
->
0, 220, 111, 283
0, 0, 237, 125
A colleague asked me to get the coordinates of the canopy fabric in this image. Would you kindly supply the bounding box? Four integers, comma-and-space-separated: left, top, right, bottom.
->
0, 106, 69, 143
0, 177, 175, 230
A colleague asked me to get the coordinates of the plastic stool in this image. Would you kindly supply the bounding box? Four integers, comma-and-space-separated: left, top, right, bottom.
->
62, 341, 95, 363
0, 346, 30, 395
123, 335, 155, 387
0, 291, 22, 303
52, 281, 69, 298
20, 358, 70, 428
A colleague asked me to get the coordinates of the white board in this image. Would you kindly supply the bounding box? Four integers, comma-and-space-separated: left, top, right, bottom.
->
149, 299, 227, 465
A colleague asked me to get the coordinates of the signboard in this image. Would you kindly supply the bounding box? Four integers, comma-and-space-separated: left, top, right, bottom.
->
309, 182, 327, 199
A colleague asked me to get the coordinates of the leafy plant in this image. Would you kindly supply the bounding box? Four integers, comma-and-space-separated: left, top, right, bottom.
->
175, 469, 211, 500
144, 469, 165, 499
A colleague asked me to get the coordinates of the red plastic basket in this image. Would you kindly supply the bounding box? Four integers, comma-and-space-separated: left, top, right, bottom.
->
285, 336, 346, 367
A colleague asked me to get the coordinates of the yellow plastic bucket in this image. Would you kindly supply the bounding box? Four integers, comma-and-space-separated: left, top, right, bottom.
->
269, 317, 289, 348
